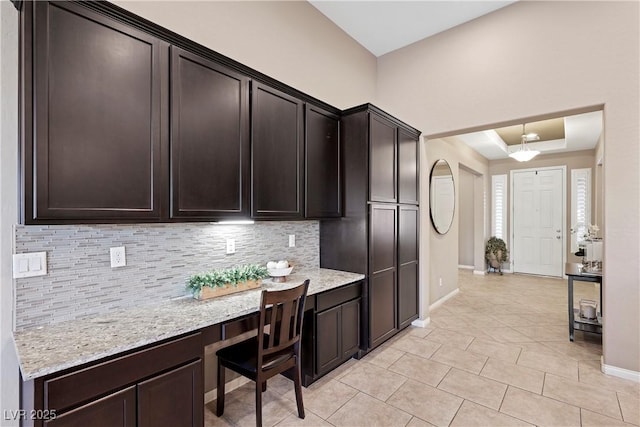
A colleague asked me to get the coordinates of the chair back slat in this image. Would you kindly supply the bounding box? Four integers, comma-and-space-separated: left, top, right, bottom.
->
257, 280, 309, 371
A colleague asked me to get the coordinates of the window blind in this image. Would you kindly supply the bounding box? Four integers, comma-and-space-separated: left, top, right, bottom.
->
492, 174, 507, 240
571, 168, 592, 252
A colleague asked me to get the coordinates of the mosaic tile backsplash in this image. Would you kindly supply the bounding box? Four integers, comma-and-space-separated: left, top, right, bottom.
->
14, 221, 319, 330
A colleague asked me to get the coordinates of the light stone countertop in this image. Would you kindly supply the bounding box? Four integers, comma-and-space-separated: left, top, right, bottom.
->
13, 268, 364, 381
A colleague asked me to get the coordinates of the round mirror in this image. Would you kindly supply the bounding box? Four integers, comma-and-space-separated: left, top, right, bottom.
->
429, 159, 455, 234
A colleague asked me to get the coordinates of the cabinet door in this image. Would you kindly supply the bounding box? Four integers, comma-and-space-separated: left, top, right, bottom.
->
369, 270, 397, 349
316, 305, 341, 376
138, 360, 203, 427
398, 205, 419, 329
341, 298, 361, 359
45, 386, 135, 427
369, 114, 397, 203
251, 83, 304, 219
398, 129, 419, 205
28, 1, 166, 222
369, 204, 397, 348
305, 105, 341, 218
170, 47, 249, 219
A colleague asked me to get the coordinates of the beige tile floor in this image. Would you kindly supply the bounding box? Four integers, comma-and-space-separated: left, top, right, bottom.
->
205, 270, 640, 427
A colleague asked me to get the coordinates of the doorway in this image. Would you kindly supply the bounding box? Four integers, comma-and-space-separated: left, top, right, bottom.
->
511, 166, 566, 277
458, 166, 475, 269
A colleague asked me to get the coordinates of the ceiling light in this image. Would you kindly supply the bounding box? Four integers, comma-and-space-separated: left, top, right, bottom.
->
508, 124, 540, 162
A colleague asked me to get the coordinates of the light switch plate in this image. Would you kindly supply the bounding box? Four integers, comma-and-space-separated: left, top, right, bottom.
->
13, 252, 47, 278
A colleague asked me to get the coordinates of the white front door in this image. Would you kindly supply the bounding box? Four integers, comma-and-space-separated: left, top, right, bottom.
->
512, 168, 564, 277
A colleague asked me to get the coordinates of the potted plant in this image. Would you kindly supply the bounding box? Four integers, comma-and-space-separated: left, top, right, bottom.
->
485, 237, 509, 275
187, 264, 270, 300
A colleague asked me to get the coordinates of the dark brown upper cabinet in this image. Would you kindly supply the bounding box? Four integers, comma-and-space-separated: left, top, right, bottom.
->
251, 82, 304, 219
398, 128, 419, 205
369, 114, 397, 203
305, 105, 341, 218
23, 1, 167, 223
170, 47, 250, 220
21, 1, 343, 224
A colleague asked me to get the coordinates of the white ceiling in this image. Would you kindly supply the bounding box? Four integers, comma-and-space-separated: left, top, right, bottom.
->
308, 1, 516, 57
450, 111, 603, 160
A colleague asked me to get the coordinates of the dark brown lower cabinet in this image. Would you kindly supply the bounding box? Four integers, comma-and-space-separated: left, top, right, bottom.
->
398, 204, 419, 329
369, 270, 397, 348
398, 262, 419, 329
22, 333, 203, 427
297, 281, 362, 386
340, 299, 361, 359
44, 386, 136, 427
316, 305, 341, 375
137, 361, 203, 427
316, 298, 361, 376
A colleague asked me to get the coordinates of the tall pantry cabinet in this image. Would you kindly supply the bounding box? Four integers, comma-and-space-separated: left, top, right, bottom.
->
320, 104, 420, 351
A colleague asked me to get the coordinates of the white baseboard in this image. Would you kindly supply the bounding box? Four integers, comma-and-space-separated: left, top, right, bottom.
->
602, 358, 640, 383
411, 317, 431, 328
458, 265, 474, 270
204, 377, 251, 404
473, 270, 486, 276
429, 288, 459, 311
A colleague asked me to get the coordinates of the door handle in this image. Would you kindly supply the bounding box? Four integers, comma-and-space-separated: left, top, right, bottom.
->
556, 229, 561, 233
556, 236, 561, 240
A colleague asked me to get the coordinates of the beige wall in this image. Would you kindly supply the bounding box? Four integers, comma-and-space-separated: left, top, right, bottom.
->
377, 1, 640, 373
426, 138, 489, 304
113, 1, 377, 110
458, 168, 475, 267
489, 149, 596, 265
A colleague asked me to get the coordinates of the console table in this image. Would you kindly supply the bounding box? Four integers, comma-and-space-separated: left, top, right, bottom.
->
566, 262, 603, 341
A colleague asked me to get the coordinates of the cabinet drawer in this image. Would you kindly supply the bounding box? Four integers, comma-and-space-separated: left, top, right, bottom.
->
44, 333, 201, 412
221, 313, 259, 340
316, 281, 362, 312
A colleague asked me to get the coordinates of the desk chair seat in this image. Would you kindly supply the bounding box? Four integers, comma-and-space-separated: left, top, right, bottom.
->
216, 280, 309, 427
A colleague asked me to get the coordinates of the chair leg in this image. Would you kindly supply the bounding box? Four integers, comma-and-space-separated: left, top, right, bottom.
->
216, 361, 225, 417
255, 380, 263, 427
293, 362, 305, 419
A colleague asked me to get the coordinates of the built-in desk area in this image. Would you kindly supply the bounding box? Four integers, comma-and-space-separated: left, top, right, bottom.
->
13, 269, 364, 427
566, 262, 603, 341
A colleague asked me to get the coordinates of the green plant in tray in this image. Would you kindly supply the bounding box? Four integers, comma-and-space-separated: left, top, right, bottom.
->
186, 264, 269, 294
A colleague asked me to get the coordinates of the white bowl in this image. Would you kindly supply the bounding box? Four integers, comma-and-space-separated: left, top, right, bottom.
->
267, 266, 294, 277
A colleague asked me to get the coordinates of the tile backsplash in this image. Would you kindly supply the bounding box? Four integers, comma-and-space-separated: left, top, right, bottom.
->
14, 221, 319, 330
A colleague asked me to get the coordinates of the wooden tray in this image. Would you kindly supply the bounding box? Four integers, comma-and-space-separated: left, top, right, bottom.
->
196, 279, 262, 300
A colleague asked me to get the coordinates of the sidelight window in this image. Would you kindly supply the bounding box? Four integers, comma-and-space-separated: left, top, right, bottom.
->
491, 174, 507, 240
571, 168, 592, 251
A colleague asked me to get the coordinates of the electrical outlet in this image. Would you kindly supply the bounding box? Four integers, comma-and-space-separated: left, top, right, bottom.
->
439, 277, 443, 287
226, 239, 236, 254
110, 247, 126, 268
288, 234, 295, 248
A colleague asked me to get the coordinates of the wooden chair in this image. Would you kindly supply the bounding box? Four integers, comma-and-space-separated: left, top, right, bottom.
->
216, 280, 310, 427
